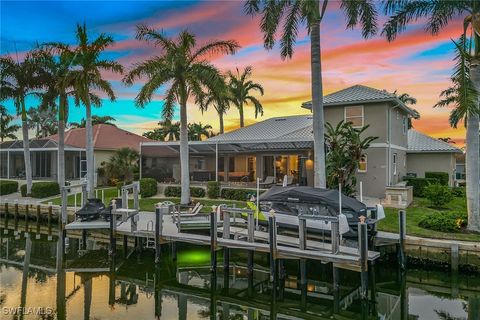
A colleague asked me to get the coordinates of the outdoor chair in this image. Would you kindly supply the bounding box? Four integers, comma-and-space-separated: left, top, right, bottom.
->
276, 175, 294, 186
259, 176, 275, 187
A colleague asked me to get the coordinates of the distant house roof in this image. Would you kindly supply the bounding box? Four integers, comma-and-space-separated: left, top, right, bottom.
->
301, 85, 419, 117
207, 115, 313, 142
47, 124, 153, 151
407, 130, 462, 153
0, 138, 83, 151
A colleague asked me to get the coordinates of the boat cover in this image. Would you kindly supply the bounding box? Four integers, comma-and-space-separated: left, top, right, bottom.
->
259, 186, 366, 213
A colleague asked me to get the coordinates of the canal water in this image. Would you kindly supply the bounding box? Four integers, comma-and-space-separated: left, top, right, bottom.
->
0, 227, 479, 319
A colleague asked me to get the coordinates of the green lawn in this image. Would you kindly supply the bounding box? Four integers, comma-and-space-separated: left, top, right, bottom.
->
43, 187, 247, 212
377, 196, 480, 242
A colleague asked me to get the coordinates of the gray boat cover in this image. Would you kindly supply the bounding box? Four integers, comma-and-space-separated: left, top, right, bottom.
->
259, 186, 366, 213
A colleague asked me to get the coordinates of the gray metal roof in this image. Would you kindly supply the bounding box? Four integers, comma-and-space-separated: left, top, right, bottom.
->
301, 85, 419, 117
0, 139, 83, 152
207, 115, 313, 142
407, 130, 462, 153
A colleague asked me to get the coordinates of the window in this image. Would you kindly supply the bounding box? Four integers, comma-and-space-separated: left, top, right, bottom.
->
344, 106, 364, 127
358, 154, 367, 173
403, 116, 408, 134
393, 153, 397, 175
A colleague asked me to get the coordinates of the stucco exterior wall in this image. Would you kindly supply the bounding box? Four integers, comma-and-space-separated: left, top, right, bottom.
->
94, 150, 115, 170
354, 147, 388, 198
406, 152, 457, 186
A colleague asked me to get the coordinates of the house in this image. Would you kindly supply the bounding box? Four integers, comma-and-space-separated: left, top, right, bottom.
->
140, 85, 462, 197
0, 124, 152, 182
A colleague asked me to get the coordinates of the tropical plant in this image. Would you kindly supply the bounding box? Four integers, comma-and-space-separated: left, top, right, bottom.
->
142, 119, 180, 141
27, 105, 58, 138
438, 137, 456, 144
393, 90, 419, 128
199, 76, 231, 134
382, 0, 480, 232
0, 54, 42, 194
227, 66, 264, 128
70, 23, 123, 197
324, 121, 377, 196
102, 147, 139, 183
69, 115, 117, 128
245, 0, 378, 188
0, 105, 20, 142
188, 122, 212, 141
123, 25, 238, 204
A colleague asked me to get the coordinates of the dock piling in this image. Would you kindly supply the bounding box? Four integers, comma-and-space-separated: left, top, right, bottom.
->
82, 230, 87, 250
123, 235, 128, 258
358, 219, 368, 300
222, 207, 230, 271
47, 203, 52, 240
109, 200, 117, 257
268, 211, 278, 284
331, 219, 339, 254
25, 204, 29, 231
154, 204, 166, 264
210, 209, 218, 272
451, 243, 459, 273
398, 209, 407, 270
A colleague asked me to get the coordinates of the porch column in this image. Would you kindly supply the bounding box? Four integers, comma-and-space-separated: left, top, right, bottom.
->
215, 143, 218, 182
273, 156, 277, 182
255, 154, 263, 181
224, 156, 229, 182
7, 151, 10, 179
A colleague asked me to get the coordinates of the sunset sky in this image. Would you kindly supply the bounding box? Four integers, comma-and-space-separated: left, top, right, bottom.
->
0, 1, 466, 145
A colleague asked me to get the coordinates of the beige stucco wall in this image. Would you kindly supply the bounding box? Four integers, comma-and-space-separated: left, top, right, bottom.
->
354, 147, 388, 198
406, 152, 457, 186
94, 150, 115, 171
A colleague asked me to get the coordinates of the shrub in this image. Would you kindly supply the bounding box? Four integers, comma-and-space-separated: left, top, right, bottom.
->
21, 181, 60, 198
451, 187, 466, 198
221, 188, 263, 201
404, 177, 439, 197
164, 186, 205, 198
419, 212, 466, 233
425, 172, 449, 186
207, 181, 221, 199
0, 180, 18, 195
423, 184, 454, 207
140, 178, 157, 198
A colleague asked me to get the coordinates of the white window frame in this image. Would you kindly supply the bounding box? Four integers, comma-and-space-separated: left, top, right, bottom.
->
403, 116, 408, 135
393, 153, 397, 175
358, 154, 367, 173
344, 105, 364, 128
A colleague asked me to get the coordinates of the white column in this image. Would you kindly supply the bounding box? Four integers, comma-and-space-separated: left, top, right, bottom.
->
7, 151, 10, 179
215, 142, 218, 182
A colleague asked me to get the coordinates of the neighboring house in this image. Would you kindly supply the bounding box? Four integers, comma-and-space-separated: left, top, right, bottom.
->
0, 124, 151, 182
141, 85, 461, 198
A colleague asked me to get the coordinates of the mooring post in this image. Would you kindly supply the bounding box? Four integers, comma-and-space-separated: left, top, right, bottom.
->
247, 210, 254, 278
298, 215, 307, 308
81, 183, 87, 206
154, 204, 165, 264
210, 209, 217, 272
358, 218, 368, 300
333, 265, 340, 314
14, 200, 19, 227
35, 205, 41, 237
133, 183, 139, 210
123, 235, 128, 258
451, 243, 459, 273
25, 204, 29, 231
222, 206, 230, 271
109, 200, 116, 257
331, 218, 340, 254
268, 210, 278, 284
398, 209, 407, 270
47, 203, 52, 239
82, 229, 87, 250
4, 203, 9, 230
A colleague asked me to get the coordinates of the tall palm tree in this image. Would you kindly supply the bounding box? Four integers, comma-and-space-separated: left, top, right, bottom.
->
124, 25, 238, 204
382, 1, 480, 231
0, 55, 42, 194
71, 23, 123, 197
245, 0, 378, 188
27, 105, 58, 138
188, 122, 213, 141
159, 119, 180, 141
393, 90, 419, 128
104, 147, 139, 182
199, 77, 231, 134
0, 105, 21, 142
227, 66, 264, 128
69, 115, 117, 128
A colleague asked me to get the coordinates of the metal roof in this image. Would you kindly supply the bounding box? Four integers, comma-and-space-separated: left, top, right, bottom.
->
301, 85, 419, 117
407, 130, 462, 153
0, 139, 84, 152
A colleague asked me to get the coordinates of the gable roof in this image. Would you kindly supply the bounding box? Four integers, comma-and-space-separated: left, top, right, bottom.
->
407, 130, 462, 153
302, 85, 419, 117
47, 124, 153, 151
207, 115, 313, 142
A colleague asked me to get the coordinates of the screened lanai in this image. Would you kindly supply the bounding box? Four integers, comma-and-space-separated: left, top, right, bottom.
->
140, 138, 315, 186
0, 139, 86, 180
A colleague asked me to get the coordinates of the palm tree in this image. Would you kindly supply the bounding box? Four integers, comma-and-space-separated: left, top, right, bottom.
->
123, 25, 238, 204
159, 120, 180, 141
71, 23, 123, 197
0, 55, 42, 194
69, 115, 117, 128
27, 105, 58, 138
199, 77, 230, 134
245, 0, 378, 188
0, 105, 20, 142
393, 90, 419, 128
227, 66, 264, 128
142, 128, 165, 141
188, 122, 213, 141
438, 137, 456, 144
104, 147, 139, 182
383, 1, 480, 231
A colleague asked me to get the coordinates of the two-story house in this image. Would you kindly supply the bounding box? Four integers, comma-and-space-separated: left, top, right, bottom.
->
140, 85, 461, 198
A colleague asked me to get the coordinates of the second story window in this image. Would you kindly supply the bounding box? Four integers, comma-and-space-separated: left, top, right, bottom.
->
344, 106, 364, 128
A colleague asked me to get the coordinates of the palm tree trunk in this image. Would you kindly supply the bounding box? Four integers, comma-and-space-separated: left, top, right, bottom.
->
467, 56, 480, 231
57, 94, 66, 188
179, 90, 191, 205
239, 102, 244, 128
21, 100, 33, 194
219, 112, 224, 134
85, 99, 95, 198
311, 18, 326, 188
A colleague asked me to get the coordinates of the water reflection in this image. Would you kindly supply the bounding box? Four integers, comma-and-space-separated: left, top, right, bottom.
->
0, 226, 479, 319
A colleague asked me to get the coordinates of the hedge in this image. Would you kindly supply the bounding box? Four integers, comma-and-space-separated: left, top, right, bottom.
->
404, 177, 439, 197
451, 187, 465, 198
21, 181, 60, 198
207, 181, 221, 199
140, 178, 157, 198
419, 212, 466, 233
220, 188, 264, 201
425, 172, 449, 186
164, 186, 205, 198
0, 180, 18, 195
423, 184, 453, 207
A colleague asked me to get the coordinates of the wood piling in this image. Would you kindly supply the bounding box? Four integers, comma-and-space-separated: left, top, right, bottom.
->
268, 212, 278, 284
358, 220, 368, 300
398, 209, 407, 270
210, 209, 217, 272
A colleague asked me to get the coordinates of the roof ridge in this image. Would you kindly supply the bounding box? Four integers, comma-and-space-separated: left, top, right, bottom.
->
410, 129, 460, 150
92, 124, 102, 147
